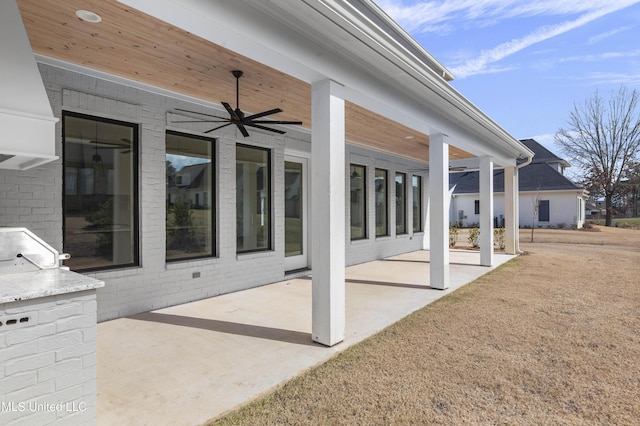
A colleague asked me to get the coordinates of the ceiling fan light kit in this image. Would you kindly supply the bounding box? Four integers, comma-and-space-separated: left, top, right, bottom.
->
173, 70, 303, 137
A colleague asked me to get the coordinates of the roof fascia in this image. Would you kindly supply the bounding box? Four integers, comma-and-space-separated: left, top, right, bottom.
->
290, 0, 533, 161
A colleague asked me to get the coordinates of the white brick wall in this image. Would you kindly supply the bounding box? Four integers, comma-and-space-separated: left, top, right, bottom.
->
0, 63, 429, 322
0, 290, 98, 426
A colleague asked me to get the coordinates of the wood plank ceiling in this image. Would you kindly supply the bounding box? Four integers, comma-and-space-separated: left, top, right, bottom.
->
17, 0, 473, 163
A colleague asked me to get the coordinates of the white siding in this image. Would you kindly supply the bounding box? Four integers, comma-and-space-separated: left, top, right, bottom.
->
451, 190, 585, 229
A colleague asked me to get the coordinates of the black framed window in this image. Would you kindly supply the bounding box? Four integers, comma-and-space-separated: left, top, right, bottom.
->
412, 175, 422, 233
350, 164, 367, 240
166, 131, 215, 261
474, 200, 480, 215
236, 145, 271, 253
375, 168, 388, 237
395, 172, 407, 235
63, 112, 139, 271
539, 200, 550, 222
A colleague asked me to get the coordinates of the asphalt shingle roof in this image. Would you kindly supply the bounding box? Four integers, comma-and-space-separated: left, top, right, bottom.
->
450, 139, 582, 194
519, 138, 569, 166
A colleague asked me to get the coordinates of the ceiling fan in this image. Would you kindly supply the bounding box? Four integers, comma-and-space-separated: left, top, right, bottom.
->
173, 70, 303, 137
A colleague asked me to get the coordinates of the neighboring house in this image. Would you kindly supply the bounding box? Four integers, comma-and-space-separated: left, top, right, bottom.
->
1, 0, 534, 348
450, 139, 588, 229
167, 163, 211, 208
585, 200, 607, 219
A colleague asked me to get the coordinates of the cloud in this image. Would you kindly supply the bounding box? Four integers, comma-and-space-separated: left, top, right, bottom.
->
557, 49, 640, 64
379, 0, 639, 33
530, 133, 557, 148
526, 49, 640, 76
449, 4, 639, 78
378, 0, 640, 78
582, 71, 640, 86
588, 26, 633, 44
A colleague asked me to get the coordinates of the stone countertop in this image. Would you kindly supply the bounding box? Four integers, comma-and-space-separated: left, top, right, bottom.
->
0, 268, 104, 304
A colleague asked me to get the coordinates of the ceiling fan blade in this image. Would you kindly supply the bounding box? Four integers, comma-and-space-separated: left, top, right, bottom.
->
89, 140, 129, 148
236, 122, 250, 137
250, 120, 303, 125
244, 123, 286, 134
222, 102, 243, 122
244, 108, 283, 121
171, 119, 230, 123
203, 122, 233, 134
174, 108, 227, 120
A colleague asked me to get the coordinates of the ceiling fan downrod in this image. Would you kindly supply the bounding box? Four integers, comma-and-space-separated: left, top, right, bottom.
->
232, 70, 243, 116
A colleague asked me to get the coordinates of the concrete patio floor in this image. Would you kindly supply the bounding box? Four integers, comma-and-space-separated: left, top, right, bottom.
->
97, 249, 516, 425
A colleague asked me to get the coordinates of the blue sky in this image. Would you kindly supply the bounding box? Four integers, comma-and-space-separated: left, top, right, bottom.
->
378, 0, 640, 158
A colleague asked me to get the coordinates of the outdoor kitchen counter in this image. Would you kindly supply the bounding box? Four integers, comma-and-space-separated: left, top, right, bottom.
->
0, 268, 104, 304
0, 227, 104, 424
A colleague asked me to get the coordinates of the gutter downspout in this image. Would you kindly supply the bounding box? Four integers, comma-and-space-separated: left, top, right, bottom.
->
516, 155, 533, 170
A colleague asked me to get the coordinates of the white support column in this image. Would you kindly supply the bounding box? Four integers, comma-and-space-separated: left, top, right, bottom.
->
311, 79, 345, 347
514, 168, 520, 252
504, 166, 517, 255
479, 156, 494, 266
429, 133, 449, 290
422, 175, 430, 250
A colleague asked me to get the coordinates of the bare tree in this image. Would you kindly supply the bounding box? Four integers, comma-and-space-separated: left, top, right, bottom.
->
622, 161, 640, 217
555, 86, 640, 226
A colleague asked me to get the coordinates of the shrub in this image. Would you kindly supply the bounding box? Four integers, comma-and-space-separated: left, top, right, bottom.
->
493, 227, 505, 250
468, 227, 480, 248
84, 198, 114, 257
449, 224, 458, 247
167, 202, 198, 252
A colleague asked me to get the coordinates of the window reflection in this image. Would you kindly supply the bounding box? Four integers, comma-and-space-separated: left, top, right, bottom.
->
237, 145, 271, 253
63, 113, 138, 271
166, 131, 214, 261
412, 175, 422, 232
375, 168, 388, 237
350, 164, 366, 240
396, 172, 406, 235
